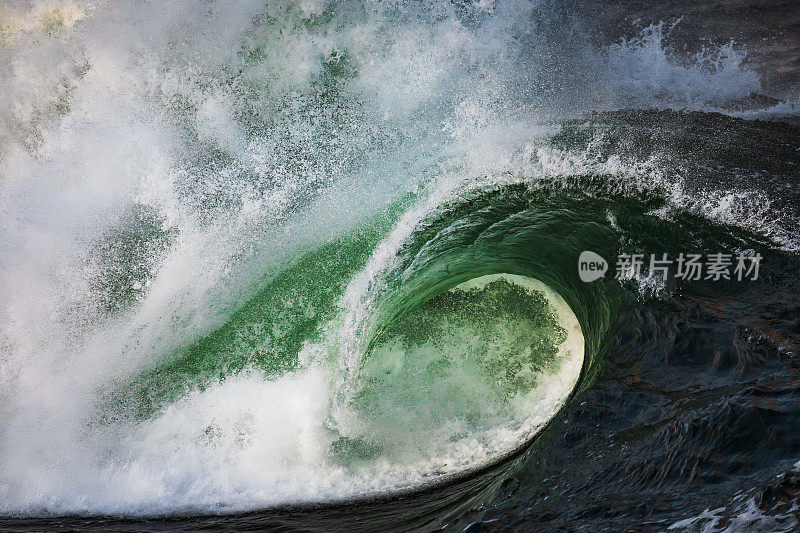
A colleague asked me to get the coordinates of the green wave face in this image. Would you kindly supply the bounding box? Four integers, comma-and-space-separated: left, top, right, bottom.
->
98, 202, 588, 500
100, 169, 776, 506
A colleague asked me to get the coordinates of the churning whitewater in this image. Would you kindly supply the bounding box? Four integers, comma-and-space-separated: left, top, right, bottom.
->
1, 0, 798, 519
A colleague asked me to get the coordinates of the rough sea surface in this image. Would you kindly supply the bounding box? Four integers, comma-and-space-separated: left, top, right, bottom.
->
0, 0, 798, 531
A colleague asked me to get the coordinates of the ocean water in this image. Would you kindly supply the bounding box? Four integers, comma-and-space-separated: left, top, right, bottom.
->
0, 1, 799, 531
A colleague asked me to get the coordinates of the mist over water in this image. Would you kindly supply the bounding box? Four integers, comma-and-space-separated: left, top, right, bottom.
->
1, 0, 798, 522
